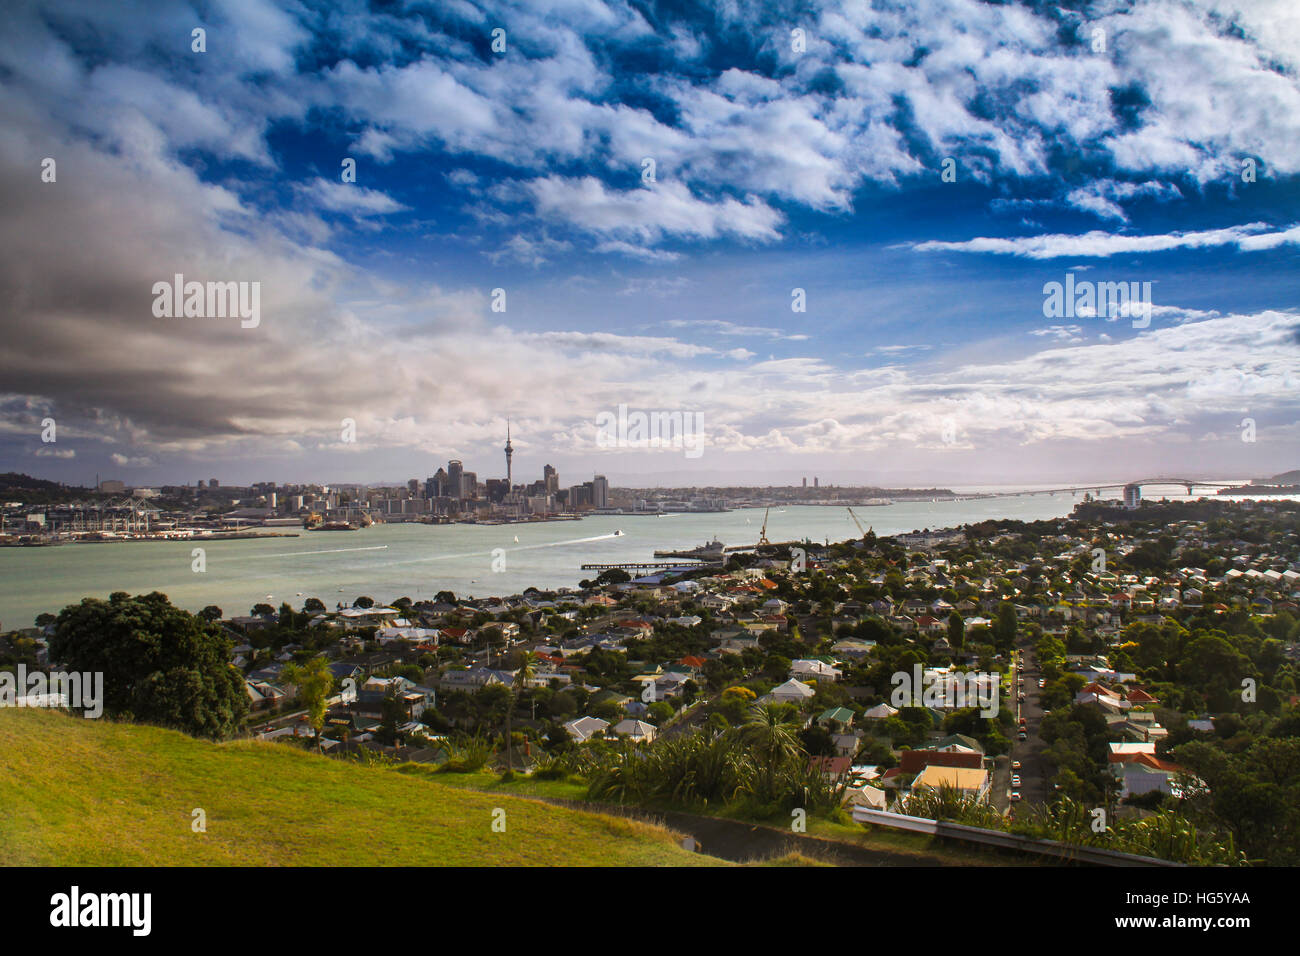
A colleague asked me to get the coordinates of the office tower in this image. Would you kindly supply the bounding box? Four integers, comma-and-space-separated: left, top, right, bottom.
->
543, 463, 558, 495
593, 474, 609, 509
210, 478, 219, 488
801, 477, 807, 488
462, 471, 478, 498
448, 460, 464, 498
407, 478, 420, 496
814, 476, 819, 488
428, 467, 449, 498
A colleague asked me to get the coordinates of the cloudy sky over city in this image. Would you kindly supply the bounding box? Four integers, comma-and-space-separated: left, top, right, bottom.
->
2, 0, 1298, 488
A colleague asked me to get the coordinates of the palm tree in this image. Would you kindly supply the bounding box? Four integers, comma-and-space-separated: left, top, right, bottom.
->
739, 701, 802, 802
505, 652, 537, 773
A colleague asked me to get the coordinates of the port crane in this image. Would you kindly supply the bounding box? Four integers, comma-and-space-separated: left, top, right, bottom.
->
846, 507, 871, 540
757, 507, 771, 547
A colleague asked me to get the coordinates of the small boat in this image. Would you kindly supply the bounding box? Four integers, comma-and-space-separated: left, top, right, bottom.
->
613, 529, 624, 536
513, 535, 519, 543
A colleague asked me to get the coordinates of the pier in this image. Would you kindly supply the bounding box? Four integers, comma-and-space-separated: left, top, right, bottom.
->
580, 560, 718, 572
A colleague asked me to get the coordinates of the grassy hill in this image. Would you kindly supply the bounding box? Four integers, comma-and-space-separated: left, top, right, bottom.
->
0, 709, 720, 867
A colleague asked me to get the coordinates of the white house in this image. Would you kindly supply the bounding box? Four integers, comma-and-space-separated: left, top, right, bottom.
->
563, 715, 610, 743
766, 678, 816, 704
611, 719, 657, 743
790, 659, 842, 682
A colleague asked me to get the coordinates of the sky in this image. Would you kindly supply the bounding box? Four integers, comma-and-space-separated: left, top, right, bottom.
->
1, 0, 1299, 489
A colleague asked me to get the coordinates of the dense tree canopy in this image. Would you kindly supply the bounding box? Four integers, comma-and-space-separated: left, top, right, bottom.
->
50, 591, 247, 739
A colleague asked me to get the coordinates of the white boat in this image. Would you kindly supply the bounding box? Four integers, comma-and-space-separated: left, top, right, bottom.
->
613, 529, 624, 536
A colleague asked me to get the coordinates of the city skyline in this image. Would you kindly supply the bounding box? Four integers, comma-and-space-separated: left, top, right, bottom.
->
2, 1, 1298, 489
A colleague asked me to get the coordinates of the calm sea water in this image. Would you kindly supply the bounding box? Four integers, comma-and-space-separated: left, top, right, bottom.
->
0, 488, 1253, 626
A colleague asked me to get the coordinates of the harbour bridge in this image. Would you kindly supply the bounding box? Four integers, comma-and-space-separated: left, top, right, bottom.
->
973, 477, 1243, 500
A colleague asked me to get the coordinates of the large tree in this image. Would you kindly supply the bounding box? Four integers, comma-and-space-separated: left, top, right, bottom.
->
50, 591, 248, 739
280, 655, 335, 748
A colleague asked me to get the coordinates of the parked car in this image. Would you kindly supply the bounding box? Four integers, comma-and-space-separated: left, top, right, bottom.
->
1018, 731, 1027, 740
1010, 791, 1022, 801
1011, 774, 1021, 787
1011, 760, 1021, 770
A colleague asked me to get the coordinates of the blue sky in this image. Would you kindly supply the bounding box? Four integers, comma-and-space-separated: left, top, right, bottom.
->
2, 0, 1299, 488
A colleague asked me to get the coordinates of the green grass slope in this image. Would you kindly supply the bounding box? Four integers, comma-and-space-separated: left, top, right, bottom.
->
0, 709, 720, 867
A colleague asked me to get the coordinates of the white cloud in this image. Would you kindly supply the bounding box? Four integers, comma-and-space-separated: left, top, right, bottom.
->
523, 176, 784, 244
910, 222, 1300, 259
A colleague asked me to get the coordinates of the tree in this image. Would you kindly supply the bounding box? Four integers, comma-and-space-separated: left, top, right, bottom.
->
198, 605, 223, 622
740, 702, 802, 801
947, 611, 965, 649
800, 723, 836, 757
34, 612, 56, 628
595, 568, 631, 586
353, 596, 375, 609
279, 656, 335, 748
993, 603, 1018, 650
49, 591, 248, 739
251, 603, 275, 617
648, 701, 674, 724
434, 591, 457, 605
303, 597, 326, 613
505, 652, 536, 772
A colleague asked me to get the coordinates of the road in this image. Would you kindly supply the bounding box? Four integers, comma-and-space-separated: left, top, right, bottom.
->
1009, 640, 1051, 810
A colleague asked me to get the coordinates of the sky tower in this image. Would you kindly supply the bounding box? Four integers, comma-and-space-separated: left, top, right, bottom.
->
504, 421, 513, 488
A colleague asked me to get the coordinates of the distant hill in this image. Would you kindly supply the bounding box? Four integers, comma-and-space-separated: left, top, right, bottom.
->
1266, 470, 1300, 485
0, 472, 71, 492
0, 709, 717, 867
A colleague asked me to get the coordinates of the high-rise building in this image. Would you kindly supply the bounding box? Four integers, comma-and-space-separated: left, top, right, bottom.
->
1123, 483, 1141, 510
210, 478, 219, 488
462, 471, 478, 498
801, 477, 807, 488
568, 483, 593, 510
543, 464, 558, 495
448, 460, 464, 498
427, 467, 449, 499
593, 474, 609, 509
813, 476, 819, 488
